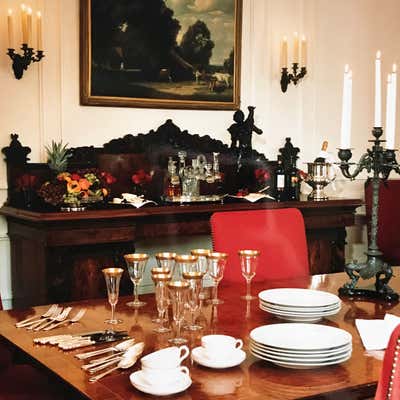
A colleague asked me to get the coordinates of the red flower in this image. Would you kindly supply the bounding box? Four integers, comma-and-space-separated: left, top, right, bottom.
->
101, 171, 116, 185
254, 168, 270, 182
131, 169, 153, 185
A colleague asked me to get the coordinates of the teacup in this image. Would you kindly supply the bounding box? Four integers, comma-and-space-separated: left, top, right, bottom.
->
201, 335, 243, 360
141, 365, 190, 386
141, 345, 189, 369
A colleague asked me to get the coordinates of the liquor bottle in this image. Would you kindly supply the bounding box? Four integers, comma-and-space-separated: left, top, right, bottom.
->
286, 158, 300, 201
165, 159, 181, 197
314, 141, 329, 162
275, 156, 286, 202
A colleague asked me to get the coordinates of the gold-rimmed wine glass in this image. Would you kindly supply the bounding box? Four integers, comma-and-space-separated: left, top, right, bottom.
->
183, 270, 204, 331
206, 252, 228, 305
102, 267, 124, 325
191, 249, 210, 296
168, 280, 189, 345
155, 252, 177, 279
239, 249, 260, 300
124, 253, 149, 308
174, 254, 198, 279
152, 272, 172, 333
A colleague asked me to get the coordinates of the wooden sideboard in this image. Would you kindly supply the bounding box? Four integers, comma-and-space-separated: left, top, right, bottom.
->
0, 198, 362, 308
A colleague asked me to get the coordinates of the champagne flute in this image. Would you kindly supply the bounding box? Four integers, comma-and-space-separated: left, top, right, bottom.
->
152, 272, 171, 333
151, 266, 171, 323
102, 267, 124, 325
168, 280, 189, 345
239, 249, 260, 300
206, 252, 228, 305
124, 253, 149, 308
183, 271, 204, 331
174, 254, 198, 279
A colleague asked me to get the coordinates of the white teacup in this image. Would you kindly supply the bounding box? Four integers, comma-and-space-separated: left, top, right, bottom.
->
141, 365, 189, 386
141, 345, 190, 369
201, 335, 243, 360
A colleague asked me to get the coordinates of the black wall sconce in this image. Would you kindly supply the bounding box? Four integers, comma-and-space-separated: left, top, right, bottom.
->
280, 33, 307, 93
6, 6, 44, 79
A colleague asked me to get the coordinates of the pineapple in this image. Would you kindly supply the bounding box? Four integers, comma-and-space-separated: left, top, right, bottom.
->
45, 140, 71, 173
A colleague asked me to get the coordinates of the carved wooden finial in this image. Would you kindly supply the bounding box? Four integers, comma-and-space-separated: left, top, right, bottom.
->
2, 134, 31, 165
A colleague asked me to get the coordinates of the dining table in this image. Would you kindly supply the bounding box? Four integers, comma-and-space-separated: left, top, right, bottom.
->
0, 270, 399, 400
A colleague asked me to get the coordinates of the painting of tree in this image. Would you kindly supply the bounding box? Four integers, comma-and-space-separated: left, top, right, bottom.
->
80, 0, 242, 109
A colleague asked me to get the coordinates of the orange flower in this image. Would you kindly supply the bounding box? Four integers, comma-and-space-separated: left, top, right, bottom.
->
78, 178, 91, 191
67, 180, 81, 193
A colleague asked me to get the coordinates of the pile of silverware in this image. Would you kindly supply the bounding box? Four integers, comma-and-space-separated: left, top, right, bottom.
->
15, 304, 86, 331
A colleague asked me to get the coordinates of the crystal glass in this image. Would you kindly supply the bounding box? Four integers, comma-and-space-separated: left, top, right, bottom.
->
168, 280, 189, 345
206, 252, 228, 305
155, 252, 177, 279
190, 249, 210, 310
124, 253, 149, 308
152, 273, 171, 333
174, 254, 198, 279
183, 271, 204, 331
102, 267, 124, 324
239, 249, 260, 300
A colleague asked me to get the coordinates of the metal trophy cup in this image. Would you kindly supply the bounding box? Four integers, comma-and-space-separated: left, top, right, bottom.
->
304, 162, 335, 201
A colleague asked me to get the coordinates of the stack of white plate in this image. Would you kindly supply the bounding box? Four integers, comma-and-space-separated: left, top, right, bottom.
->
258, 288, 341, 322
250, 323, 352, 369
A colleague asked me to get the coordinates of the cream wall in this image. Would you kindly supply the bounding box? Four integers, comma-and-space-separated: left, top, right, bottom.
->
1, 0, 400, 302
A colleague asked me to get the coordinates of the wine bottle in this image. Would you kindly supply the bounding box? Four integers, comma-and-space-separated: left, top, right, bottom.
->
286, 157, 300, 201
275, 156, 286, 202
314, 141, 329, 162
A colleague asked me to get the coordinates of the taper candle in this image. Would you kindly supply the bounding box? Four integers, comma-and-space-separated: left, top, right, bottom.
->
293, 32, 299, 64
27, 8, 32, 46
7, 9, 14, 49
281, 36, 288, 68
340, 65, 352, 149
301, 35, 307, 67
21, 4, 28, 44
37, 11, 42, 49
385, 74, 393, 149
387, 64, 397, 149
375, 51, 382, 127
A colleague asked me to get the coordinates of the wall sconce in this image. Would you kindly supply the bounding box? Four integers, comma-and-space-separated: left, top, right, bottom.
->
6, 5, 44, 79
280, 33, 307, 93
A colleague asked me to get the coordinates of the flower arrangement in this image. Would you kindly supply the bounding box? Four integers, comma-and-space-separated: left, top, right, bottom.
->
131, 169, 154, 196
38, 169, 116, 207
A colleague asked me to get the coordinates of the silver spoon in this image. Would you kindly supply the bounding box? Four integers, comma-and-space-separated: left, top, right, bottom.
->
75, 338, 135, 360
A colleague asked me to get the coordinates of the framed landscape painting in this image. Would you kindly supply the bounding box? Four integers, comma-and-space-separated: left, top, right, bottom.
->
80, 0, 242, 110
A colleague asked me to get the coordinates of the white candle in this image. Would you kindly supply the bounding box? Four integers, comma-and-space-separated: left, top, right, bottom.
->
37, 11, 42, 49
281, 36, 288, 68
7, 9, 14, 49
340, 65, 352, 149
346, 70, 353, 148
21, 4, 28, 44
27, 8, 32, 46
387, 64, 397, 149
293, 32, 299, 64
301, 35, 307, 67
375, 51, 382, 127
385, 74, 393, 148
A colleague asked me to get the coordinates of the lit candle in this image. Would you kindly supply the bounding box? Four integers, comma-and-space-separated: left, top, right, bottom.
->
281, 36, 288, 68
7, 9, 14, 49
375, 50, 382, 127
21, 4, 28, 44
37, 11, 42, 49
385, 73, 394, 149
301, 35, 307, 67
340, 65, 352, 149
387, 64, 397, 149
27, 7, 33, 46
293, 32, 299, 64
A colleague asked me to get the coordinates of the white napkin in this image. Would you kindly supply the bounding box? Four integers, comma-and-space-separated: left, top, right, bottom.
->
355, 313, 400, 350
111, 193, 157, 208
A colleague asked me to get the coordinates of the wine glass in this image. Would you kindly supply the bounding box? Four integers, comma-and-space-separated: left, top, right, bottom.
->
155, 252, 177, 270
102, 267, 124, 325
239, 249, 260, 300
168, 280, 189, 345
124, 253, 149, 308
206, 252, 228, 305
183, 270, 204, 331
174, 254, 198, 279
191, 249, 210, 296
152, 272, 171, 333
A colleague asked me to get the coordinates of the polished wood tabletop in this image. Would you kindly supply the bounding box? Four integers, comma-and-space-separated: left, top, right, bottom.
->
1, 271, 398, 400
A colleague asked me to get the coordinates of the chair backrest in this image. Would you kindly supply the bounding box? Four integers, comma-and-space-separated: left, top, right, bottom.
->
375, 324, 400, 400
365, 180, 400, 265
210, 208, 309, 283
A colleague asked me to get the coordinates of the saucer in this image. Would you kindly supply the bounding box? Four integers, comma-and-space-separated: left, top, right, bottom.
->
130, 370, 192, 396
191, 347, 246, 369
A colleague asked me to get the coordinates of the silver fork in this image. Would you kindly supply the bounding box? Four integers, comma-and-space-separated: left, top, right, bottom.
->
32, 307, 72, 331
43, 308, 86, 331
22, 306, 62, 329
16, 304, 59, 328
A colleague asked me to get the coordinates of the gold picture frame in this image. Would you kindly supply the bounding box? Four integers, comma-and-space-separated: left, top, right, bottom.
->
80, 0, 242, 110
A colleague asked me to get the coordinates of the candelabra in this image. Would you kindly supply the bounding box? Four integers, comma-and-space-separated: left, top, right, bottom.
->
7, 44, 44, 80
337, 127, 399, 302
280, 63, 307, 93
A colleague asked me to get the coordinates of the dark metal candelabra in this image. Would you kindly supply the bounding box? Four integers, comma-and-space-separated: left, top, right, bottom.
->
338, 127, 399, 302
7, 44, 44, 80
280, 63, 307, 93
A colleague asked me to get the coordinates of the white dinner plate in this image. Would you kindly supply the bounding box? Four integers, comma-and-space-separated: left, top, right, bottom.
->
258, 288, 340, 308
259, 304, 340, 319
250, 324, 352, 351
191, 347, 246, 369
130, 370, 192, 396
259, 300, 341, 313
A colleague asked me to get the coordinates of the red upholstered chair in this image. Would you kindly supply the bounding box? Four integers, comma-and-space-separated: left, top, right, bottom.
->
375, 324, 400, 400
210, 208, 309, 283
365, 180, 400, 265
